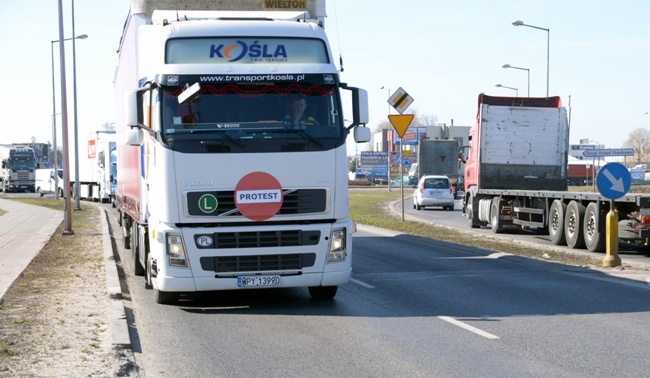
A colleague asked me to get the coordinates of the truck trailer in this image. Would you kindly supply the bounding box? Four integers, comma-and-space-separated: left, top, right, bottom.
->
0, 145, 36, 193
114, 0, 371, 304
460, 94, 650, 252
69, 131, 117, 203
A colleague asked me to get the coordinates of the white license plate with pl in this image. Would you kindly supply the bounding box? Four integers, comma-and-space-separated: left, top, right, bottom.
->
237, 275, 281, 287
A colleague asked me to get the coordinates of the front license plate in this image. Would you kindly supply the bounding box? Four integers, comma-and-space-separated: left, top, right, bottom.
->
237, 275, 281, 287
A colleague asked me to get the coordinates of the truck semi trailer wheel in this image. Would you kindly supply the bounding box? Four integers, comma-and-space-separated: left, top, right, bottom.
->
565, 201, 586, 249
121, 216, 131, 250
131, 223, 145, 276
549, 200, 567, 245
584, 202, 605, 252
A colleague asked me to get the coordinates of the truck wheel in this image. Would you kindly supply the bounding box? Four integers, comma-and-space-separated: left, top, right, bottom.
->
57, 187, 64, 199
131, 223, 144, 276
121, 218, 131, 249
145, 254, 153, 290
565, 201, 586, 249
308, 286, 338, 300
155, 289, 179, 305
37, 187, 43, 197
139, 225, 150, 286
549, 200, 567, 245
584, 202, 605, 252
490, 197, 504, 234
467, 194, 481, 228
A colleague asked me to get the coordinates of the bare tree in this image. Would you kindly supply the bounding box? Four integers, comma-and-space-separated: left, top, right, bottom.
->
623, 127, 649, 165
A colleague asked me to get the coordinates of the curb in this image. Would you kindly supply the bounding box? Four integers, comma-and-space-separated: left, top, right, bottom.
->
100, 208, 139, 376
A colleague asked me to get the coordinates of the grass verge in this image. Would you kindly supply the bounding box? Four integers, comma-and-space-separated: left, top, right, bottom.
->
349, 190, 609, 268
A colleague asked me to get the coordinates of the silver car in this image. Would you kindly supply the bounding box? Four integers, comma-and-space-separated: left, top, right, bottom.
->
413, 175, 455, 211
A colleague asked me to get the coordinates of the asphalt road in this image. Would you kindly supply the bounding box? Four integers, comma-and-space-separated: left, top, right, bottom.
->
103, 202, 650, 377
392, 191, 650, 269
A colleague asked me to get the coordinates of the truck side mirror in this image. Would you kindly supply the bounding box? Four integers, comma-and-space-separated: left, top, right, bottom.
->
351, 88, 369, 125
354, 126, 371, 143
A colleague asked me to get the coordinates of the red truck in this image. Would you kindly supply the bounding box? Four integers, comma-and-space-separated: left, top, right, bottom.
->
460, 94, 650, 252
567, 163, 596, 186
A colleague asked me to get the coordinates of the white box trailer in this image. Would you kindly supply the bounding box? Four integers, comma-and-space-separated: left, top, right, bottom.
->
69, 131, 117, 203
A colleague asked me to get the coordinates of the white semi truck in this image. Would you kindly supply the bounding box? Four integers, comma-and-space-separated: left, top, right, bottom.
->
0, 145, 36, 193
114, 0, 370, 304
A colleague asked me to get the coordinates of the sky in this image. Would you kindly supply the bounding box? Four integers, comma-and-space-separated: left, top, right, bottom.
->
1, 0, 649, 157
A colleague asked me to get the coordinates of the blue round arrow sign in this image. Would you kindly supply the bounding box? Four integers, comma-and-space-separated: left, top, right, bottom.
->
596, 162, 631, 199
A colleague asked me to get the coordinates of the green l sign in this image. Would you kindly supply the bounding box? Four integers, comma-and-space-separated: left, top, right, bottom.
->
198, 194, 218, 213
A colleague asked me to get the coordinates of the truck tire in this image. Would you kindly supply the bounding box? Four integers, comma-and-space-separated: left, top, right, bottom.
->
139, 224, 151, 288
583, 202, 605, 252
490, 197, 504, 234
145, 254, 153, 290
37, 187, 43, 197
308, 286, 338, 300
467, 193, 481, 229
549, 200, 567, 245
131, 223, 145, 276
565, 201, 586, 249
154, 289, 179, 305
121, 216, 131, 250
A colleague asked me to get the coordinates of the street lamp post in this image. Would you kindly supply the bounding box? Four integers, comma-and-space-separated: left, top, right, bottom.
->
51, 33, 87, 201
495, 84, 518, 97
502, 64, 530, 97
512, 20, 550, 97
71, 0, 83, 211
56, 0, 73, 234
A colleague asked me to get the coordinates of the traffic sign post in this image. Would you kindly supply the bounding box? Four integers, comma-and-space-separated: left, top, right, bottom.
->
387, 87, 414, 114
582, 148, 634, 158
596, 163, 631, 268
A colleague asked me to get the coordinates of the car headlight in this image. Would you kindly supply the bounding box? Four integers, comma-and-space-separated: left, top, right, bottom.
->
328, 228, 347, 262
166, 234, 187, 266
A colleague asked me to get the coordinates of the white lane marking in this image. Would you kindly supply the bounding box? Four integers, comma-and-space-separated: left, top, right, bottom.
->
350, 278, 375, 289
438, 316, 500, 340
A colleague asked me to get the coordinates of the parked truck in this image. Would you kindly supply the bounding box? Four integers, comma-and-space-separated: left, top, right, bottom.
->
0, 145, 36, 193
68, 131, 117, 203
460, 94, 650, 252
413, 139, 462, 195
114, 0, 371, 304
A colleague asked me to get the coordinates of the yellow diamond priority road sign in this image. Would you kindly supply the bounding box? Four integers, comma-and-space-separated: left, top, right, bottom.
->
388, 87, 414, 114
388, 114, 414, 138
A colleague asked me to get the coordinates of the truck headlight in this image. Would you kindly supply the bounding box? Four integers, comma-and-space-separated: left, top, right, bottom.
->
166, 234, 187, 266
327, 228, 347, 262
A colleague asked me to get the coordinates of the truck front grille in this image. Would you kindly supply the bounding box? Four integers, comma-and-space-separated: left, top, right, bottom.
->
194, 230, 320, 249
200, 253, 317, 273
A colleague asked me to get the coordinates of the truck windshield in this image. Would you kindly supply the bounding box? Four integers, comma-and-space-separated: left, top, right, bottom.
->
160, 82, 345, 153
8, 158, 36, 170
